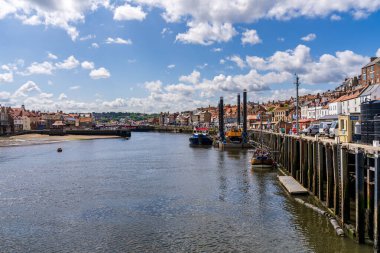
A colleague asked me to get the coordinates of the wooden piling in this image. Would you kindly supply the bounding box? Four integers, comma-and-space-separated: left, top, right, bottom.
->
318, 142, 324, 200
313, 141, 318, 195
374, 154, 380, 250
355, 149, 365, 244
332, 144, 339, 215
308, 141, 313, 192
341, 147, 350, 224
326, 145, 334, 208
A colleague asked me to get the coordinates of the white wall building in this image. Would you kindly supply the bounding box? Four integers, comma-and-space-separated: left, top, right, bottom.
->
328, 100, 342, 115
360, 83, 380, 103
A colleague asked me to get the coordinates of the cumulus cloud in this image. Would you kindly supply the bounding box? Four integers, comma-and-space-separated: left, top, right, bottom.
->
241, 29, 262, 45
55, 56, 80, 69
135, 0, 380, 45
89, 67, 110, 79
0, 72, 13, 83
376, 49, 380, 57
114, 3, 146, 21
58, 93, 68, 100
13, 81, 41, 97
81, 61, 95, 70
227, 55, 246, 69
179, 70, 200, 84
105, 37, 132, 45
167, 64, 175, 69
47, 52, 58, 60
0, 0, 111, 40
176, 22, 237, 45
24, 61, 54, 75
301, 33, 317, 42
330, 14, 342, 21
91, 42, 99, 48
245, 44, 368, 84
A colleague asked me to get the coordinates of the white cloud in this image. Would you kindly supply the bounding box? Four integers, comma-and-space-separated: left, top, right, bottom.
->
106, 37, 132, 45
24, 61, 54, 75
0, 72, 13, 83
278, 37, 285, 42
228, 55, 246, 69
47, 52, 58, 60
167, 64, 175, 69
89, 67, 110, 79
245, 44, 368, 84
58, 93, 68, 100
56, 56, 80, 69
241, 29, 262, 45
114, 3, 146, 21
212, 47, 222, 52
376, 49, 380, 57
330, 14, 342, 21
220, 59, 226, 64
161, 27, 173, 37
81, 61, 95, 70
13, 81, 41, 97
176, 22, 237, 45
0, 91, 11, 102
69, 86, 80, 90
145, 80, 162, 93
179, 70, 200, 84
165, 83, 194, 95
0, 0, 111, 41
136, 0, 380, 45
301, 33, 317, 42
91, 42, 99, 48
79, 34, 96, 41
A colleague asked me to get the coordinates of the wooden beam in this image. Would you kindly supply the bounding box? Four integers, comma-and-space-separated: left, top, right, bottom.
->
355, 149, 365, 244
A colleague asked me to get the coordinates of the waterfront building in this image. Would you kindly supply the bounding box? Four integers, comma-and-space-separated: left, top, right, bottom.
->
0, 106, 11, 135
361, 57, 380, 86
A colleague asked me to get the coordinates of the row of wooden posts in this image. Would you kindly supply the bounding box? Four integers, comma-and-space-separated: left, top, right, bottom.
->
251, 130, 380, 250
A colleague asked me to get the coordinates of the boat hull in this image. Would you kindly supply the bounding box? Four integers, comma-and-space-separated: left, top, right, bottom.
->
251, 157, 274, 170
189, 135, 213, 145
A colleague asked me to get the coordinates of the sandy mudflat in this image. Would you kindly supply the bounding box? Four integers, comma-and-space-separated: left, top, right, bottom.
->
0, 134, 120, 147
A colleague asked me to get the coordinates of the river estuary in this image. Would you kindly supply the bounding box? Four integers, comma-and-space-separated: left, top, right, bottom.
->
0, 132, 373, 252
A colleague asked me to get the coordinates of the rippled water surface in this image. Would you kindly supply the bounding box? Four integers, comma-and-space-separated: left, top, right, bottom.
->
0, 132, 373, 252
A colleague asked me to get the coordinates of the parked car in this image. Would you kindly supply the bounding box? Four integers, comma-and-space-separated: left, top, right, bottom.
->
329, 121, 339, 138
303, 124, 319, 136
319, 122, 332, 136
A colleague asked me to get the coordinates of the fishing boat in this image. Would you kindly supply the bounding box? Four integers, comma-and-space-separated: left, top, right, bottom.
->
189, 127, 213, 146
251, 113, 275, 169
225, 127, 243, 144
251, 148, 275, 169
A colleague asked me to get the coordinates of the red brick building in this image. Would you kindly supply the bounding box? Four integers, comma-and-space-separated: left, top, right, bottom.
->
361, 57, 380, 86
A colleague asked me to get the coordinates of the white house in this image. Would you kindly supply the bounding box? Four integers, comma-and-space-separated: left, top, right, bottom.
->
341, 92, 361, 114
328, 98, 343, 116
360, 83, 380, 103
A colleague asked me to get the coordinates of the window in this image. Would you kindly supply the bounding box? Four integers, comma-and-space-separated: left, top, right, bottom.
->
363, 74, 367, 80
371, 66, 374, 72
371, 73, 374, 79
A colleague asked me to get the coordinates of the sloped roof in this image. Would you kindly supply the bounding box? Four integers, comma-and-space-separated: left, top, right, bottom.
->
364, 57, 380, 68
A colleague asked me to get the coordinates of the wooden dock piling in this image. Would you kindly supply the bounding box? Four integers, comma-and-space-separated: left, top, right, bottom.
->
355, 149, 365, 244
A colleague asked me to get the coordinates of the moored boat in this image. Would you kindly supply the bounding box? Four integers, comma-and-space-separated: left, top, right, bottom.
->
189, 127, 213, 146
251, 148, 275, 169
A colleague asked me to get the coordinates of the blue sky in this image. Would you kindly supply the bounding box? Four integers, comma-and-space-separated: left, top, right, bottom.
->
0, 0, 379, 112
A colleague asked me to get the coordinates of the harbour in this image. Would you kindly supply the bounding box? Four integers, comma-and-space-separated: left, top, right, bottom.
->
0, 132, 372, 252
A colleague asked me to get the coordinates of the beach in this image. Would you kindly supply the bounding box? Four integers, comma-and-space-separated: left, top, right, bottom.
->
0, 134, 120, 147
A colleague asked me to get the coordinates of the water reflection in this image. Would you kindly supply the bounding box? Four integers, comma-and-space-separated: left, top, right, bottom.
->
0, 132, 373, 252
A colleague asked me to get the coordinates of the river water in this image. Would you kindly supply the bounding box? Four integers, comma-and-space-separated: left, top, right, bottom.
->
0, 132, 373, 252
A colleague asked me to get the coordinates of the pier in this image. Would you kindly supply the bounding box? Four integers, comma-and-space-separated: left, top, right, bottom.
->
251, 130, 380, 248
